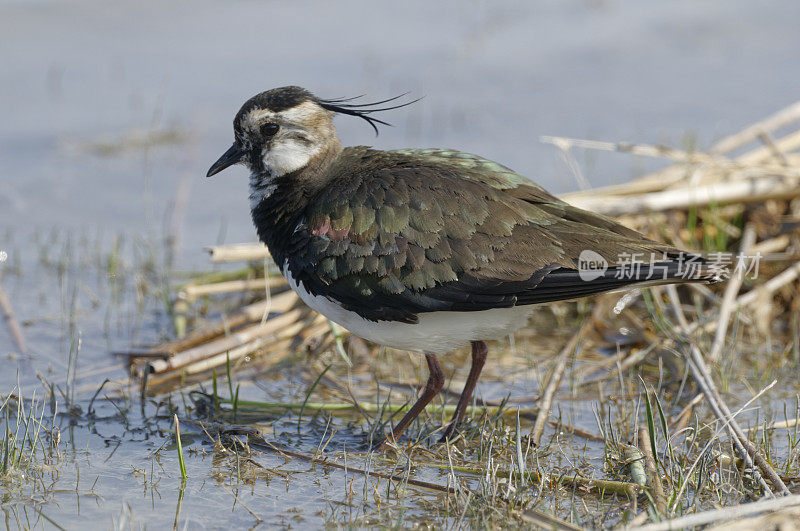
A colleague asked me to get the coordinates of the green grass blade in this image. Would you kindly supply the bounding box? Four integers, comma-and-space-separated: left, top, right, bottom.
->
226, 352, 234, 400
212, 369, 219, 412
233, 384, 240, 424
3, 405, 10, 475
174, 414, 187, 479
298, 364, 332, 431
643, 387, 659, 471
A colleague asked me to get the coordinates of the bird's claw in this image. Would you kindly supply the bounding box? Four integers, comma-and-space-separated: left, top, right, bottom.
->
437, 422, 457, 444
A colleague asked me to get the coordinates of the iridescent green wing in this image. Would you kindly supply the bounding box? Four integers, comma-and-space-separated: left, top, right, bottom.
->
391, 148, 673, 252
285, 147, 684, 323
389, 148, 545, 192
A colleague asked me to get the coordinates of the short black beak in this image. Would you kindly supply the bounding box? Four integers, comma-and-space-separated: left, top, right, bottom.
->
207, 143, 244, 177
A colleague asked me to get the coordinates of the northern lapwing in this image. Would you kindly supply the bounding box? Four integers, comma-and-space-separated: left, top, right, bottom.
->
207, 86, 718, 449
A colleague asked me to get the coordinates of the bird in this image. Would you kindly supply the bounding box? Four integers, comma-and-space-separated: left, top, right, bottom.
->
207, 86, 719, 449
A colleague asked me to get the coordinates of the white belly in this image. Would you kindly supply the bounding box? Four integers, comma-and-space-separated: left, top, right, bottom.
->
284, 266, 532, 354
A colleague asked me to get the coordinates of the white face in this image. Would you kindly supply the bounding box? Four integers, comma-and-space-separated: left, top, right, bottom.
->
240, 100, 335, 178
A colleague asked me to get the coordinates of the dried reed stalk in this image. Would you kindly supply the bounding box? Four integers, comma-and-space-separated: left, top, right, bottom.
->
206, 243, 269, 263
708, 225, 756, 363
182, 277, 287, 299
144, 315, 328, 393
666, 285, 790, 496
149, 308, 305, 374
559, 99, 800, 201
529, 320, 588, 445
638, 426, 668, 517
148, 290, 299, 358
630, 494, 800, 531
565, 172, 800, 217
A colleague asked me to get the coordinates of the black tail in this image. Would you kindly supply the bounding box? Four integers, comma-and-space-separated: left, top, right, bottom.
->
518, 255, 722, 305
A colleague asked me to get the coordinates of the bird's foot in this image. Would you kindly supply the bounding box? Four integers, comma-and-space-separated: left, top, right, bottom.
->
371, 440, 387, 452
437, 422, 458, 444
370, 435, 396, 453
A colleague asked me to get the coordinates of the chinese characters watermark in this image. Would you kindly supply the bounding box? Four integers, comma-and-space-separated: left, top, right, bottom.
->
577, 250, 761, 282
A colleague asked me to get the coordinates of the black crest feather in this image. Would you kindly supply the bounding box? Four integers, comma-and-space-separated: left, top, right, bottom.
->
317, 93, 421, 135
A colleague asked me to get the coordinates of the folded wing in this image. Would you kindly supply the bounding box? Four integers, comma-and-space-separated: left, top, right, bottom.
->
285, 147, 716, 323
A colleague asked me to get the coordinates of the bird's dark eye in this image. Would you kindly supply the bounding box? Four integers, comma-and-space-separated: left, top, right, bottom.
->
260, 123, 279, 137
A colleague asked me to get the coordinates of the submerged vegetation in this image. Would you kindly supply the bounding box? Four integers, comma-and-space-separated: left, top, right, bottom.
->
2, 102, 800, 528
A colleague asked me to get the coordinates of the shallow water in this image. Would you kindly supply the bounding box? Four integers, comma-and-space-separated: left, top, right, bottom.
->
2, 0, 800, 527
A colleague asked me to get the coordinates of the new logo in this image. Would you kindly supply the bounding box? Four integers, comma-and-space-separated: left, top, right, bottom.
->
578, 250, 608, 281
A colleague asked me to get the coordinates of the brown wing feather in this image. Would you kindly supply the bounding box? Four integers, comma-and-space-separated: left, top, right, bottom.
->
285, 147, 713, 322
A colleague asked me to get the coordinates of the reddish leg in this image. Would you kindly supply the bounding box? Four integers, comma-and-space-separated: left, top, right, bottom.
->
374, 353, 444, 451
439, 340, 488, 442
